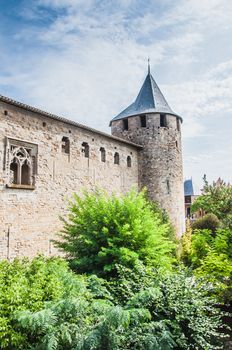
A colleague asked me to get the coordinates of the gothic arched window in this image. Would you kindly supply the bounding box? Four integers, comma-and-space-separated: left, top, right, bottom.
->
10, 161, 19, 184
21, 162, 31, 185
6, 139, 37, 188
9, 146, 33, 186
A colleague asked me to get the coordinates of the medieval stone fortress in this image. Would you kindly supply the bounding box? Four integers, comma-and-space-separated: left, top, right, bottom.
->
0, 68, 185, 259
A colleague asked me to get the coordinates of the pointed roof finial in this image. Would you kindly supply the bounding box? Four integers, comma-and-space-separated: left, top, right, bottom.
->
110, 67, 183, 125
148, 58, 150, 74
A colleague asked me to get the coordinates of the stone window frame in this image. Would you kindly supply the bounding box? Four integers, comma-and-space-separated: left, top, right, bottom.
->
5, 137, 38, 190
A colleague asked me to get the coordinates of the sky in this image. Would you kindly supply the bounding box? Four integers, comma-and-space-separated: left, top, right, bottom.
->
0, 0, 232, 191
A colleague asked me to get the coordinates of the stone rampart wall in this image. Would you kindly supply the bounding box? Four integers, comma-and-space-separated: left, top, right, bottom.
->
0, 101, 138, 259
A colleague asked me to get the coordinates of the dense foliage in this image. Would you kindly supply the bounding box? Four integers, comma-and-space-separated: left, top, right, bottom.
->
192, 213, 221, 233
55, 190, 176, 277
191, 176, 232, 228
0, 256, 87, 349
181, 178, 232, 304
181, 225, 232, 303
1, 188, 230, 349
12, 262, 225, 350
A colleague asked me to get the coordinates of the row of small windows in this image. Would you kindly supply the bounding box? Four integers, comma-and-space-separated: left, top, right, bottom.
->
61, 137, 132, 167
113, 153, 131, 167
123, 115, 147, 130
122, 114, 181, 131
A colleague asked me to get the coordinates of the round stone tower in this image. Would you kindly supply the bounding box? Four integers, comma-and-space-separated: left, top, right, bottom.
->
110, 67, 185, 237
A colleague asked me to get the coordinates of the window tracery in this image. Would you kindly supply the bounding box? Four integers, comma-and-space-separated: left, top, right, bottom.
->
5, 138, 37, 188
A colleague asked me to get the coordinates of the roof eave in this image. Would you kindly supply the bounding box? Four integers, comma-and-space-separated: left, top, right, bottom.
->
0, 95, 143, 149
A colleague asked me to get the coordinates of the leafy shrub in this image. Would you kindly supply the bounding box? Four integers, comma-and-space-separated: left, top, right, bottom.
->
192, 213, 221, 233
110, 265, 227, 349
127, 271, 226, 350
15, 266, 227, 350
0, 256, 88, 349
17, 298, 168, 350
195, 250, 232, 302
180, 227, 232, 303
189, 229, 213, 266
192, 228, 232, 303
55, 189, 176, 277
108, 263, 157, 305
181, 178, 232, 304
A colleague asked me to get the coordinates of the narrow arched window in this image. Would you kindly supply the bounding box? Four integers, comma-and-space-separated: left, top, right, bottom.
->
114, 152, 119, 165
140, 115, 147, 127
82, 142, 89, 158
10, 161, 18, 184
127, 156, 131, 167
100, 147, 106, 162
62, 137, 70, 154
21, 163, 31, 185
160, 114, 167, 127
123, 119, 128, 131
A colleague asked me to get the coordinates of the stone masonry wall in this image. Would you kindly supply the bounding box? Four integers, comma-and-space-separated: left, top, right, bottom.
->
0, 101, 139, 259
111, 114, 185, 237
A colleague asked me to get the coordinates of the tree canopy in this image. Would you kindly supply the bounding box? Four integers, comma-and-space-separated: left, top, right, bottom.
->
181, 177, 232, 304
56, 189, 176, 277
191, 176, 232, 228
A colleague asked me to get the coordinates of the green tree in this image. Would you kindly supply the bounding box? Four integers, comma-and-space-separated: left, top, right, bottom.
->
15, 266, 226, 350
192, 228, 232, 302
180, 226, 232, 302
0, 256, 88, 350
182, 178, 232, 303
55, 189, 176, 277
191, 176, 232, 227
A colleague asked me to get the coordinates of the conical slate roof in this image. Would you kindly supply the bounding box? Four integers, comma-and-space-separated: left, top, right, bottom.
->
110, 71, 182, 124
